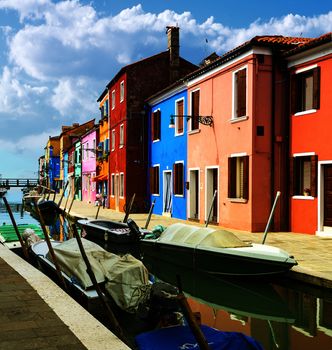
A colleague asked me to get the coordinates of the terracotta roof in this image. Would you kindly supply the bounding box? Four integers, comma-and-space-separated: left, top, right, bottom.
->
284, 32, 332, 57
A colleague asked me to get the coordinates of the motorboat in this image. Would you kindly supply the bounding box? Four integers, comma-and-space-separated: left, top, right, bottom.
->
138, 222, 297, 278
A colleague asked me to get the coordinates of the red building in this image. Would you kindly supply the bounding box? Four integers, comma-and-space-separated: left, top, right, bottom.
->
99, 26, 197, 212
286, 33, 332, 235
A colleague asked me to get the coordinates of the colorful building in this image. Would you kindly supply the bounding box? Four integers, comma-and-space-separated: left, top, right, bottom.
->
74, 139, 82, 200
286, 33, 332, 235
81, 126, 98, 204
184, 35, 310, 232
44, 136, 60, 191
102, 26, 197, 213
95, 89, 110, 207
147, 82, 191, 220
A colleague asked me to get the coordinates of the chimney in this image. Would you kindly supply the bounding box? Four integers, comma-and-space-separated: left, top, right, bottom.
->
166, 26, 180, 82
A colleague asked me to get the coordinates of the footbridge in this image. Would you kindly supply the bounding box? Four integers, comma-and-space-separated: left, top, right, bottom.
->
0, 178, 39, 188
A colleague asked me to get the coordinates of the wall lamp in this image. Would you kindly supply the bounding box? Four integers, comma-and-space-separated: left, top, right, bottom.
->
169, 114, 213, 128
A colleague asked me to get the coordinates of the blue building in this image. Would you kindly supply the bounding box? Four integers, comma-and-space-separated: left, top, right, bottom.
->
147, 83, 188, 220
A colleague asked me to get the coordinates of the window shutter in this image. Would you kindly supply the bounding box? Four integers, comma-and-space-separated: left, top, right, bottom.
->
313, 67, 320, 110
237, 69, 246, 117
173, 163, 176, 193
243, 155, 249, 200
290, 73, 297, 115
156, 110, 161, 140
151, 112, 155, 141
191, 91, 200, 130
228, 158, 235, 198
179, 163, 184, 195
311, 155, 318, 197
150, 167, 155, 193
177, 100, 184, 133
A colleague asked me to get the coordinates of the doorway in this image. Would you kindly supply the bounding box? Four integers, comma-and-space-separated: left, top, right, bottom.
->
163, 171, 172, 216
189, 169, 199, 220
206, 167, 218, 223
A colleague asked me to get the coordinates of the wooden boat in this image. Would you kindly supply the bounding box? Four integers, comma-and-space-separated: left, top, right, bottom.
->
0, 223, 44, 250
135, 324, 263, 350
138, 222, 297, 277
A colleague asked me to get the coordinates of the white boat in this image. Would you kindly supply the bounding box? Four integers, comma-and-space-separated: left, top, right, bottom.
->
138, 222, 297, 277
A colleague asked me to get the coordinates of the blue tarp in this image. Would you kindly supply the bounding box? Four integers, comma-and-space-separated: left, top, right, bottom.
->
135, 325, 264, 350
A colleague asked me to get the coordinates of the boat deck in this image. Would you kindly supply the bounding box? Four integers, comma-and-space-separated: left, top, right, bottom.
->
0, 244, 130, 350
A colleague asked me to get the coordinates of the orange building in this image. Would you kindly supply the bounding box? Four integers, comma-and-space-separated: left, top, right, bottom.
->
95, 89, 110, 207
286, 33, 332, 235
185, 36, 311, 232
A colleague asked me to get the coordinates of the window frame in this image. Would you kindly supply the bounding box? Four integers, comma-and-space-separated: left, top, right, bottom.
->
291, 65, 320, 116
111, 173, 115, 196
232, 66, 248, 120
173, 161, 184, 196
151, 109, 161, 142
228, 154, 249, 201
119, 124, 124, 148
111, 129, 115, 151
120, 81, 124, 103
190, 89, 200, 131
111, 90, 115, 110
150, 165, 160, 195
120, 172, 124, 198
291, 153, 317, 198
175, 98, 185, 136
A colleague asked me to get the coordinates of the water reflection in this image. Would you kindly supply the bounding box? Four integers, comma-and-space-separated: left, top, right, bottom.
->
146, 260, 332, 350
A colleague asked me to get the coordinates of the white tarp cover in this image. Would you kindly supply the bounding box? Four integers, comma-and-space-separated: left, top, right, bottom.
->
158, 223, 251, 248
46, 238, 150, 312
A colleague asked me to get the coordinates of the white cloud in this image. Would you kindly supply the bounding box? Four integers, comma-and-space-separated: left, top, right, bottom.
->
0, 0, 51, 22
0, 66, 48, 116
51, 77, 98, 119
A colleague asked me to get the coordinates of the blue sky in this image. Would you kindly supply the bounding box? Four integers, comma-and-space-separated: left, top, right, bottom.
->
0, 0, 331, 178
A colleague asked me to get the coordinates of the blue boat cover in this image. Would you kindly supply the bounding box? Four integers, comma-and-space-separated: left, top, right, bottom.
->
135, 325, 263, 350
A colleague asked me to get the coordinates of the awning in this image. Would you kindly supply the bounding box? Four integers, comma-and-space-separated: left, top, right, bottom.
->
92, 174, 108, 182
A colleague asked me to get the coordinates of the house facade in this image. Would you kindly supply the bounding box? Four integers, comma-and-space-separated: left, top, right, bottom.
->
185, 36, 310, 232
286, 33, 332, 235
81, 126, 98, 204
147, 83, 189, 220
74, 139, 82, 200
103, 26, 197, 213
95, 90, 110, 206
44, 136, 60, 191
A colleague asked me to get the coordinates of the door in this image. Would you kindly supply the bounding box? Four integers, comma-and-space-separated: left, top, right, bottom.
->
163, 171, 172, 215
324, 165, 332, 227
115, 174, 119, 211
189, 169, 199, 219
206, 168, 218, 223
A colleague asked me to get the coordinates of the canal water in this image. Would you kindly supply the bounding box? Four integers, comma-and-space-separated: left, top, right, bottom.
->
1, 190, 332, 350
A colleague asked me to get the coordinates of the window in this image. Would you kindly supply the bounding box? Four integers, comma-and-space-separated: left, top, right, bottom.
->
91, 172, 96, 191
112, 90, 115, 110
291, 66, 320, 114
92, 139, 96, 158
233, 67, 247, 119
120, 173, 124, 197
151, 110, 161, 141
120, 124, 124, 147
150, 165, 160, 195
191, 90, 200, 131
292, 155, 317, 196
173, 162, 184, 195
120, 81, 124, 102
105, 100, 109, 117
175, 99, 184, 135
111, 174, 115, 196
82, 144, 85, 160
228, 155, 249, 200
111, 130, 115, 151
85, 142, 89, 159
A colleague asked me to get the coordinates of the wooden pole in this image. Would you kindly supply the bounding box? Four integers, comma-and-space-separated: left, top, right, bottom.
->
262, 191, 281, 244
144, 199, 155, 229
95, 202, 102, 219
2, 197, 29, 259
71, 224, 125, 339
205, 189, 217, 227
58, 181, 69, 208
123, 193, 136, 223
33, 200, 67, 291
176, 275, 210, 350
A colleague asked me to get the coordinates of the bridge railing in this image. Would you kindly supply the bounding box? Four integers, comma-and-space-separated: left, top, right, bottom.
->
0, 178, 39, 188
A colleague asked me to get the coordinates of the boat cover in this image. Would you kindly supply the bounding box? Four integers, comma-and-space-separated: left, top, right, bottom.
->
47, 238, 151, 312
135, 325, 263, 350
157, 223, 250, 248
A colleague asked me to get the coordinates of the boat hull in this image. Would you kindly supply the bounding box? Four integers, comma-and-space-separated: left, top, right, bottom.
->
141, 239, 296, 277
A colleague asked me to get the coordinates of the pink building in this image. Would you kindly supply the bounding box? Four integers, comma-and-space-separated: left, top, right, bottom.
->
81, 126, 98, 204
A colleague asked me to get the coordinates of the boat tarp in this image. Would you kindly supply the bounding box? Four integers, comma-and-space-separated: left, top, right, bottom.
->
47, 238, 151, 312
135, 324, 264, 350
158, 223, 250, 248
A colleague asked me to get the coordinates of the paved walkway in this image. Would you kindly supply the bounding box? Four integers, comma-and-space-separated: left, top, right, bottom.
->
61, 196, 332, 289
0, 244, 130, 350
